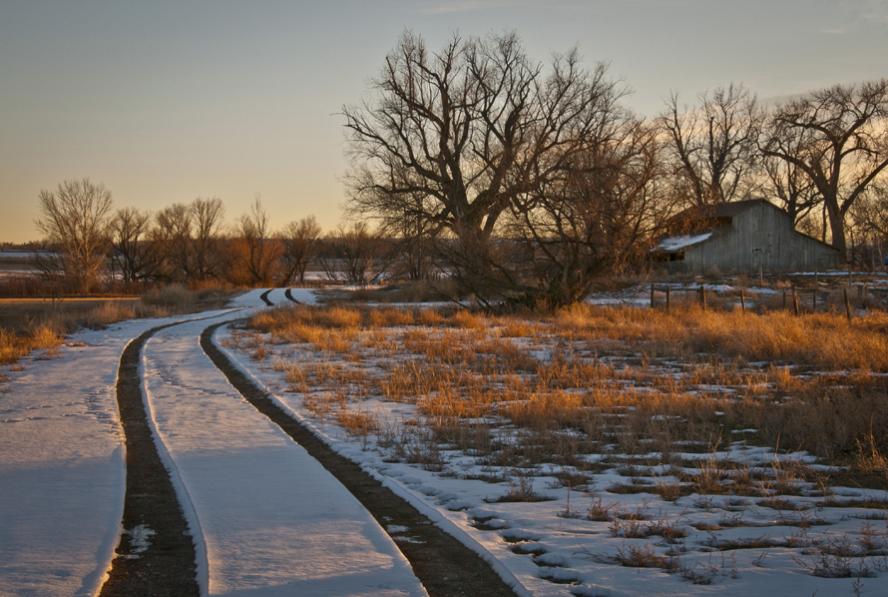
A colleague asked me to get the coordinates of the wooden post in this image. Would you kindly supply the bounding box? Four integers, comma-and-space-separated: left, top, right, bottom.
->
792, 286, 800, 316
843, 287, 852, 321
782, 290, 786, 310
665, 287, 671, 312
812, 289, 817, 312
650, 284, 655, 309
699, 286, 707, 311
863, 284, 869, 310
739, 288, 746, 313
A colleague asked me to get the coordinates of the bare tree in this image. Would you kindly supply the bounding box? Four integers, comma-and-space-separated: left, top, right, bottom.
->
762, 151, 820, 225
278, 215, 321, 285
238, 198, 279, 285
345, 31, 629, 305
319, 222, 390, 286
110, 207, 155, 286
36, 178, 113, 292
349, 186, 437, 281
153, 203, 193, 282
761, 79, 888, 260
661, 84, 763, 207
506, 117, 666, 307
190, 197, 225, 281
849, 181, 888, 267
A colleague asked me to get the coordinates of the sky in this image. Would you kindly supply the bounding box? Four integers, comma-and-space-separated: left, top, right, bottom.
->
1, 0, 886, 243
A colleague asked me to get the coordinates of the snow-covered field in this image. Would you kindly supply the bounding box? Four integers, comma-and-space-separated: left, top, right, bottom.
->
0, 303, 253, 596
3, 287, 887, 596
224, 304, 888, 596
0, 288, 425, 596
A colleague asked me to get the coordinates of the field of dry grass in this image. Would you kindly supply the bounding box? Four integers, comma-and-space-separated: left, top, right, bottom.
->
246, 303, 888, 484
0, 285, 232, 366
233, 301, 888, 591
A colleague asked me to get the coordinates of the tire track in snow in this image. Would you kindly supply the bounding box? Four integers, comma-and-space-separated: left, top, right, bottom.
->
259, 289, 274, 306
284, 288, 301, 304
100, 320, 201, 597
199, 321, 517, 597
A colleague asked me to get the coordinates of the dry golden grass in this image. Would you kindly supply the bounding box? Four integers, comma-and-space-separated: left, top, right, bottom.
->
555, 304, 888, 371
367, 307, 415, 327
245, 303, 888, 482
337, 409, 379, 437
451, 309, 486, 329
0, 285, 233, 367
416, 308, 445, 326
0, 324, 63, 364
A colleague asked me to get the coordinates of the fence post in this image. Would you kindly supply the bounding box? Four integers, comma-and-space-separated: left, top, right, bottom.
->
782, 290, 786, 311
699, 286, 707, 311
792, 286, 800, 316
665, 287, 671, 312
812, 289, 817, 312
739, 288, 746, 313
843, 287, 852, 321
650, 284, 655, 309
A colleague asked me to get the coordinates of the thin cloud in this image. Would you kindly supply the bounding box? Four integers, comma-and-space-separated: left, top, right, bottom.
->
417, 0, 525, 14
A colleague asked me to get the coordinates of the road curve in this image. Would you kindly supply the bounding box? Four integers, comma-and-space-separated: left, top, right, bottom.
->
201, 321, 517, 597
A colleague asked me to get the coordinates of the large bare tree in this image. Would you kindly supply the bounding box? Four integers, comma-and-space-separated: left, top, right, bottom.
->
661, 84, 763, 207
761, 79, 888, 259
36, 178, 113, 292
345, 32, 631, 306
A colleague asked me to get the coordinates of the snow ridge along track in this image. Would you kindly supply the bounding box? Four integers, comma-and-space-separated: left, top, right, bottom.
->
200, 321, 517, 597
100, 321, 200, 597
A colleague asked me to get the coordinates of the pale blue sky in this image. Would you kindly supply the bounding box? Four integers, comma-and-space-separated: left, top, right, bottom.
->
1, 0, 886, 241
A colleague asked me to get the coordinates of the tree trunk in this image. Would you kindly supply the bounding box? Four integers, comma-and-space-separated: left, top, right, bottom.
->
825, 200, 847, 262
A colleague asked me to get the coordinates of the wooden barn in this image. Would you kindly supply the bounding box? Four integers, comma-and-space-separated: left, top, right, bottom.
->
651, 199, 839, 274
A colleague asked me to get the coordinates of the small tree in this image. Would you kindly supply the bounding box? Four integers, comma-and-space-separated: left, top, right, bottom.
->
36, 178, 113, 292
152, 203, 193, 282
238, 198, 280, 285
190, 197, 225, 281
278, 215, 321, 285
110, 207, 155, 286
320, 222, 390, 286
506, 117, 666, 307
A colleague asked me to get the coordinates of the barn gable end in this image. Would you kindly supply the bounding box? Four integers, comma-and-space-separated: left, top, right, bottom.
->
653, 199, 839, 274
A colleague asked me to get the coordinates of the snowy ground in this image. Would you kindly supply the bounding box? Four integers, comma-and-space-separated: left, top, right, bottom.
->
143, 314, 423, 596
0, 288, 425, 597
0, 302, 255, 596
224, 307, 888, 597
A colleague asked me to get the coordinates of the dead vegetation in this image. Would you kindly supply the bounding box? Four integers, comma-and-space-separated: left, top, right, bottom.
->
244, 303, 888, 486
234, 301, 888, 589
0, 284, 232, 366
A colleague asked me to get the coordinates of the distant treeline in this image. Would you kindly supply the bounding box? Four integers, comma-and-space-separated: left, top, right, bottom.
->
27, 181, 411, 294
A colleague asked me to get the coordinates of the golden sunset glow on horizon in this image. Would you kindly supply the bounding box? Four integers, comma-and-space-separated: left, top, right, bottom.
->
2, 0, 887, 243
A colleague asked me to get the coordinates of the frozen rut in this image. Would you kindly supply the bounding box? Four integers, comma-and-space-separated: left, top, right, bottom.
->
1, 288, 513, 596
140, 313, 424, 596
